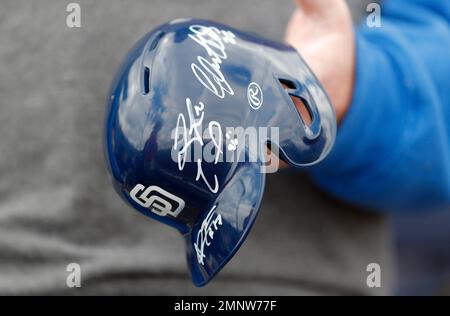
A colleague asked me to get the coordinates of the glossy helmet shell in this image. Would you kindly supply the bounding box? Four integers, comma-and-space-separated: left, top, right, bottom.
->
104, 18, 336, 286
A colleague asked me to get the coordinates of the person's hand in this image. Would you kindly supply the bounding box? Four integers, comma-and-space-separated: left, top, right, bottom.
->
285, 0, 355, 121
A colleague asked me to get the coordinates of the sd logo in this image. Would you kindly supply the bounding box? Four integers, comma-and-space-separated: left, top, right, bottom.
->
130, 184, 185, 217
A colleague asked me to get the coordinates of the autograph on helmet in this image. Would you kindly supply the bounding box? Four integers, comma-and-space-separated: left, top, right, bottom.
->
189, 24, 236, 99
173, 98, 222, 193
193, 205, 223, 266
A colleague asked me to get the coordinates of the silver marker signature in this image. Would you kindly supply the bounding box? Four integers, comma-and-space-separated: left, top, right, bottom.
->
173, 98, 222, 193
194, 205, 223, 266
189, 25, 236, 99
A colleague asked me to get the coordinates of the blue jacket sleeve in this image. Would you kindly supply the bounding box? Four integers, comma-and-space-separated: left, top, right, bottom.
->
310, 0, 450, 212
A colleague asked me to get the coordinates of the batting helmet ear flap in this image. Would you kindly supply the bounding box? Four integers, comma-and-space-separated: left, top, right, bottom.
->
185, 158, 265, 286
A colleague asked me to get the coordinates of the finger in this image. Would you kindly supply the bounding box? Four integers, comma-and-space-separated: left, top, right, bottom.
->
284, 9, 299, 41
294, 0, 330, 13
294, 0, 348, 17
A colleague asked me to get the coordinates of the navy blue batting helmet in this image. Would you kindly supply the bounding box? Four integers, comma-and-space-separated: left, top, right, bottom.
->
104, 18, 336, 286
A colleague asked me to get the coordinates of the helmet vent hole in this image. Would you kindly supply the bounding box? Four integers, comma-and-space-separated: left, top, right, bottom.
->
279, 78, 297, 90
143, 66, 150, 94
279, 78, 312, 127
291, 95, 312, 127
149, 32, 165, 51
